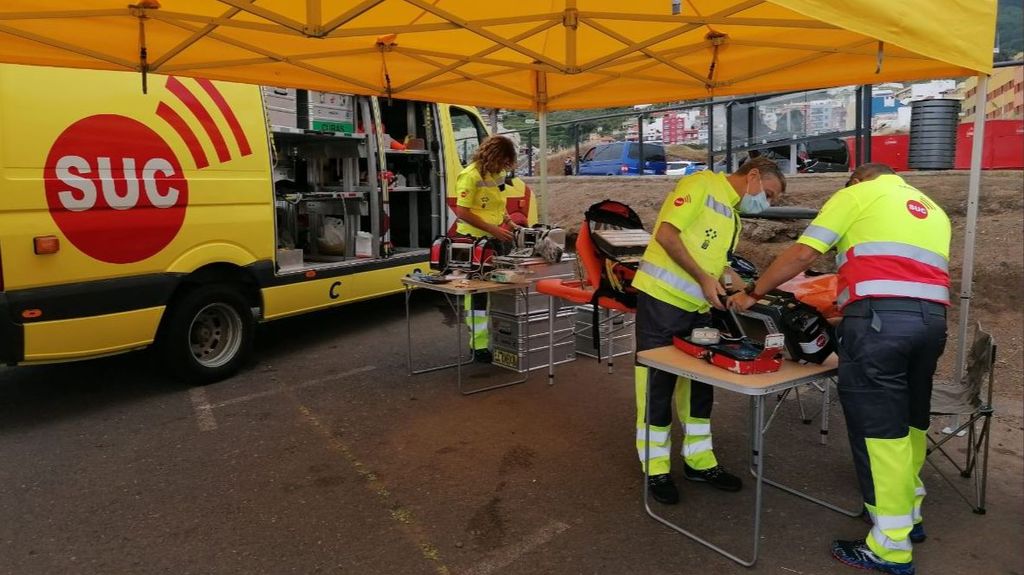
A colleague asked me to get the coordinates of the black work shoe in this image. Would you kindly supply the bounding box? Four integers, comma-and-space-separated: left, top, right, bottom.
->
473, 349, 493, 363
646, 473, 680, 505
909, 522, 926, 544
683, 463, 743, 492
831, 539, 915, 575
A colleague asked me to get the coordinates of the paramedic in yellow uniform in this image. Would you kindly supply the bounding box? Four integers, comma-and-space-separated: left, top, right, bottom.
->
729, 164, 950, 575
452, 135, 519, 363
634, 156, 786, 504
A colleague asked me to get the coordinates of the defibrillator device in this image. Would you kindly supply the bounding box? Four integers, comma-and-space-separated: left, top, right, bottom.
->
673, 330, 785, 375
714, 290, 835, 364
428, 235, 499, 277
509, 225, 565, 262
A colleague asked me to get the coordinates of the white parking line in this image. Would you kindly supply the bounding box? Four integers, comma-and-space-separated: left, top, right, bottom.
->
461, 521, 571, 575
188, 387, 218, 432
210, 365, 377, 409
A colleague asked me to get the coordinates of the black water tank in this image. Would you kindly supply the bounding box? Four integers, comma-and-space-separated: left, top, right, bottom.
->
908, 99, 960, 170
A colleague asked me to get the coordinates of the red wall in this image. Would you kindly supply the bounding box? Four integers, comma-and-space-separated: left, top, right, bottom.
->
955, 120, 1024, 169
844, 120, 1023, 171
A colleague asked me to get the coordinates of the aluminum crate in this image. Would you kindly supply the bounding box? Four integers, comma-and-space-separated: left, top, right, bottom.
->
489, 291, 570, 316
575, 332, 635, 359
493, 340, 576, 373
489, 310, 574, 349
574, 305, 635, 359
267, 108, 298, 128
490, 310, 576, 373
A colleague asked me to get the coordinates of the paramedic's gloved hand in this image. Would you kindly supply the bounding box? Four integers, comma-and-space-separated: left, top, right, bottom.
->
727, 292, 757, 312
700, 274, 727, 310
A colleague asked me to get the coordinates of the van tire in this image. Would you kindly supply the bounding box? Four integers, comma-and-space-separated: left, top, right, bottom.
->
158, 284, 255, 385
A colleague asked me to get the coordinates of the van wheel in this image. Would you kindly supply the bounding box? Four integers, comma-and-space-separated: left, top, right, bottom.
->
158, 284, 255, 385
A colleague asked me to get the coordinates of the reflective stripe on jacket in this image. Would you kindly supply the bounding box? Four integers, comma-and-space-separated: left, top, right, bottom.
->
797, 174, 951, 308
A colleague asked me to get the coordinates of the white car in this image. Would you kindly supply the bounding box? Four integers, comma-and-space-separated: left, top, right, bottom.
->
666, 160, 707, 176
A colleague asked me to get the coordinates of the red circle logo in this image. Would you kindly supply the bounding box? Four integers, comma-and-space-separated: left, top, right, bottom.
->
44, 115, 188, 264
816, 333, 828, 347
906, 200, 928, 219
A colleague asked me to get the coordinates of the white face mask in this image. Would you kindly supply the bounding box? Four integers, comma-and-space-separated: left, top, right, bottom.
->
739, 177, 770, 214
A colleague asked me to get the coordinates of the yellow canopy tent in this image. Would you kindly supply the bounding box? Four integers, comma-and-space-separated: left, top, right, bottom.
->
0, 0, 999, 381
0, 1, 995, 111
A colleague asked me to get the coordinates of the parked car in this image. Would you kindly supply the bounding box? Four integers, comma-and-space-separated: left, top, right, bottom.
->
714, 137, 850, 174
578, 141, 667, 175
666, 160, 708, 176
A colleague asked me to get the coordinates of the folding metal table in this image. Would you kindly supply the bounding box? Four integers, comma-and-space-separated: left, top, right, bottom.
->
402, 277, 530, 395
635, 346, 862, 567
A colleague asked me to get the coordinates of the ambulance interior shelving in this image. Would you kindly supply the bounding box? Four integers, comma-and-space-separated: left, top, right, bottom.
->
268, 89, 446, 272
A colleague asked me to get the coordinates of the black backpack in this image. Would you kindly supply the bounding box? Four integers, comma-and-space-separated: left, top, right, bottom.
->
583, 200, 645, 360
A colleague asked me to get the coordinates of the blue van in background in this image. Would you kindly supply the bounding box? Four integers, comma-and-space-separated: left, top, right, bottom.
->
578, 141, 668, 175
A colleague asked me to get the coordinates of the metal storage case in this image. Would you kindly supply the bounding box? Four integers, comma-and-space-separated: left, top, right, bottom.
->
261, 86, 298, 128
574, 305, 635, 359
489, 256, 576, 316
487, 255, 579, 372
490, 310, 576, 373
304, 90, 356, 133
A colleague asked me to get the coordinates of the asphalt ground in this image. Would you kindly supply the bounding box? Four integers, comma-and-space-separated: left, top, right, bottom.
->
1, 292, 1021, 575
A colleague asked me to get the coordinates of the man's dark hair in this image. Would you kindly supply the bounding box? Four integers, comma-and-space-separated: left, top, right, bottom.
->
734, 156, 786, 193
846, 163, 895, 187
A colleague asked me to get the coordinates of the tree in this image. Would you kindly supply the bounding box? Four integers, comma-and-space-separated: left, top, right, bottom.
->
996, 0, 1023, 62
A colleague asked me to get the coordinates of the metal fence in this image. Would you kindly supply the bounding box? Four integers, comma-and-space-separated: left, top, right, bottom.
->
499, 86, 881, 176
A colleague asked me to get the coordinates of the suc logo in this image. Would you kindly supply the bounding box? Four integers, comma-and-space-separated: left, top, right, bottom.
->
44, 76, 253, 264
906, 200, 929, 219
44, 114, 188, 264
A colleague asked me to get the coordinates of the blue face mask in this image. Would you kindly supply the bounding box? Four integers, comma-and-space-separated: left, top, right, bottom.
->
739, 178, 770, 214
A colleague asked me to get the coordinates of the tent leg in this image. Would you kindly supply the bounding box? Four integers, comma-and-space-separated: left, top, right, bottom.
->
539, 110, 549, 223
953, 74, 988, 383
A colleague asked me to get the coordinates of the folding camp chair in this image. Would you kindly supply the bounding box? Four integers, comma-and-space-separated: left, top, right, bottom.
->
927, 322, 995, 514
763, 375, 837, 445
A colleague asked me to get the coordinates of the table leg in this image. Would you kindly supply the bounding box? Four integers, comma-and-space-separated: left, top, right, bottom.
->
751, 396, 766, 563
457, 293, 464, 390
750, 385, 862, 517
460, 287, 530, 395
643, 370, 761, 567
547, 295, 556, 386
821, 377, 832, 445
406, 285, 413, 374
408, 291, 473, 376
794, 386, 811, 424
605, 307, 614, 374
763, 388, 792, 434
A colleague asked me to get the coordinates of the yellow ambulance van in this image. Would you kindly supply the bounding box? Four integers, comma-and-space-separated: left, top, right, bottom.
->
0, 64, 535, 383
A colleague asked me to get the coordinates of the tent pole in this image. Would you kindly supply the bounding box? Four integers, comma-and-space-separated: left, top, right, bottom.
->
527, 130, 534, 177
953, 74, 988, 383
539, 110, 549, 223
725, 102, 733, 172
706, 102, 714, 169
863, 84, 873, 162
573, 124, 580, 175
854, 86, 863, 167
